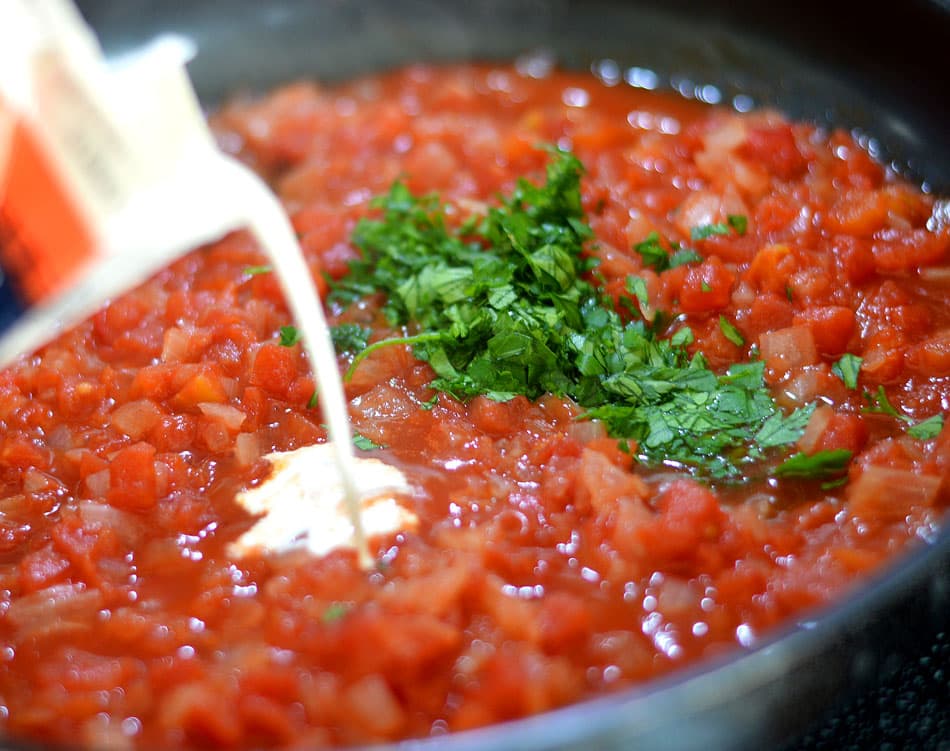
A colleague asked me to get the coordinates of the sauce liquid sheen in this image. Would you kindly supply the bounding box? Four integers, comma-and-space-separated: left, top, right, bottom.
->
0, 64, 947, 750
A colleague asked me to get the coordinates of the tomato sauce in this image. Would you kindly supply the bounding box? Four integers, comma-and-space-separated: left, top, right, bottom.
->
0, 64, 948, 749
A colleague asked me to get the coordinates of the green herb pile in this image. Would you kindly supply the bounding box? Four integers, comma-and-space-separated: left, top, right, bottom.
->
329, 148, 836, 480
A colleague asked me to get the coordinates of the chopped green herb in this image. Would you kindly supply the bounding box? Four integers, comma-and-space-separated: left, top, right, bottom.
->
832, 354, 863, 390
243, 264, 272, 276
668, 247, 703, 268
633, 232, 669, 270
719, 315, 745, 346
864, 387, 945, 440
307, 390, 319, 409
633, 232, 701, 271
332, 148, 819, 480
353, 432, 385, 451
420, 395, 439, 411
279, 325, 301, 347
700, 281, 712, 293
785, 285, 794, 301
821, 476, 849, 490
330, 323, 371, 355
754, 402, 815, 448
319, 424, 386, 450
908, 413, 944, 440
691, 223, 731, 242
322, 602, 351, 623
670, 326, 694, 347
773, 449, 853, 479
625, 275, 649, 310
863, 385, 904, 420
727, 214, 748, 235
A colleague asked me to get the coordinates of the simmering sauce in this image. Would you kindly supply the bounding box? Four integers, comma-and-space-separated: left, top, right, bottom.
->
0, 64, 947, 749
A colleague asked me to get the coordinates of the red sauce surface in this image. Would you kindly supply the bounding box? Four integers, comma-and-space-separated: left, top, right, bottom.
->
0, 64, 948, 749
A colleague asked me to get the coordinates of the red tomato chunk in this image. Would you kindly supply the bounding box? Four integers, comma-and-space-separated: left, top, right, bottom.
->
0, 64, 947, 750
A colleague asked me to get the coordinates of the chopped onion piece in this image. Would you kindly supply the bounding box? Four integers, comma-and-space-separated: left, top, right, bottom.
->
198, 402, 247, 431
759, 326, 819, 374
848, 466, 941, 522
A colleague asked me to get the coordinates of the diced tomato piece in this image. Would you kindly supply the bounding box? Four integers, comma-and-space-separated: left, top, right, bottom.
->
738, 124, 808, 180
815, 413, 869, 455
0, 436, 53, 471
872, 228, 950, 273
747, 243, 798, 295
470, 395, 527, 436
848, 466, 941, 522
905, 332, 950, 376
575, 448, 648, 514
149, 414, 199, 454
538, 592, 592, 654
50, 516, 119, 586
737, 292, 794, 340
793, 306, 856, 356
130, 364, 177, 401
93, 296, 148, 344
585, 436, 635, 470
173, 370, 228, 409
825, 190, 891, 236
832, 236, 876, 284
634, 480, 725, 564
861, 346, 905, 384
250, 344, 299, 399
753, 194, 800, 234
107, 442, 158, 512
677, 257, 735, 314
56, 379, 106, 419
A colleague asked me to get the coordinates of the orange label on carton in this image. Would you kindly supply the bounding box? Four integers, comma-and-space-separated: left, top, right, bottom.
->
0, 109, 96, 303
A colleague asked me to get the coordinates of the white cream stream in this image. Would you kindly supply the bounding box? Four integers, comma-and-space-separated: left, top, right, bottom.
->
0, 0, 397, 568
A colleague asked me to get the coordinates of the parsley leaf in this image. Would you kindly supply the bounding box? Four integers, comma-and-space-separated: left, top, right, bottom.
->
353, 432, 385, 451
773, 449, 852, 479
279, 325, 301, 347
633, 232, 668, 270
668, 247, 703, 268
330, 323, 371, 354
670, 326, 694, 347
908, 413, 944, 440
832, 353, 863, 390
863, 387, 945, 440
691, 223, 731, 241
333, 148, 818, 480
863, 386, 904, 420
719, 315, 745, 347
754, 402, 815, 448
322, 602, 351, 623
625, 275, 649, 310
243, 265, 272, 276
692, 216, 748, 241
633, 232, 701, 271
727, 214, 748, 235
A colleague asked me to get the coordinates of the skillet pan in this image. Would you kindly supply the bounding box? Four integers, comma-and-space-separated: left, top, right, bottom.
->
6, 1, 949, 749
